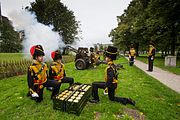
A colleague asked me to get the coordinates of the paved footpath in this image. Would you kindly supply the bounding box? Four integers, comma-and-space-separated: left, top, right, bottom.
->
133, 59, 180, 94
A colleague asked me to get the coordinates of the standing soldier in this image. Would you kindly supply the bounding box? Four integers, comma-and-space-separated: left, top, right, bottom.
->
27, 45, 60, 102
49, 50, 74, 91
129, 44, 136, 66
89, 46, 135, 105
95, 51, 100, 60
147, 42, 156, 72
90, 47, 96, 67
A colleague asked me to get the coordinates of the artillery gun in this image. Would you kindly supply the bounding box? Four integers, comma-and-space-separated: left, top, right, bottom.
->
63, 46, 94, 70
63, 46, 124, 70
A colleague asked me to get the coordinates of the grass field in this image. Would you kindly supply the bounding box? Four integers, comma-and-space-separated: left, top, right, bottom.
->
0, 57, 179, 120
0, 53, 74, 63
0, 53, 25, 61
136, 55, 180, 75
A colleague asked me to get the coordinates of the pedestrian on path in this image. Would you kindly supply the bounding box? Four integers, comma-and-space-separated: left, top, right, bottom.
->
129, 44, 136, 66
147, 42, 156, 72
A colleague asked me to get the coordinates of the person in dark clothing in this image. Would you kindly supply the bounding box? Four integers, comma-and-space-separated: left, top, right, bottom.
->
89, 46, 135, 106
27, 45, 60, 102
48, 50, 74, 91
147, 43, 156, 72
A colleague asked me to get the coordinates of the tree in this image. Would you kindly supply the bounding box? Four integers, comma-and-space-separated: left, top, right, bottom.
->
109, 0, 150, 56
146, 0, 180, 55
110, 0, 180, 56
27, 0, 81, 44
0, 16, 22, 53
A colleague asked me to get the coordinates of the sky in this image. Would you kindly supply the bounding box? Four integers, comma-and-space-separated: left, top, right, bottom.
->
1, 0, 131, 47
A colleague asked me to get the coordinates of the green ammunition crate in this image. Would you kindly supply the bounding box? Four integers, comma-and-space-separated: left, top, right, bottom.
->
53, 97, 66, 111
53, 89, 73, 111
53, 83, 92, 115
66, 95, 89, 115
66, 84, 92, 115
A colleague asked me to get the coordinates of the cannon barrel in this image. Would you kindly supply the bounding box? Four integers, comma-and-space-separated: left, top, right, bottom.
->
65, 45, 78, 53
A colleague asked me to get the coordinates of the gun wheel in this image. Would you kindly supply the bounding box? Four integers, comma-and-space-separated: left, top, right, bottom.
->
75, 59, 86, 70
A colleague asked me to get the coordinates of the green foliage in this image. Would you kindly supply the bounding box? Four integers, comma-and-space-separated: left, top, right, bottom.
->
0, 59, 31, 79
0, 53, 74, 79
0, 53, 24, 61
146, 0, 180, 54
0, 57, 180, 120
61, 55, 75, 64
0, 17, 22, 53
27, 0, 81, 44
110, 0, 180, 55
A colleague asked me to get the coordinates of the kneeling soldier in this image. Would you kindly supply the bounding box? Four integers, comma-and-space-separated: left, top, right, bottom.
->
89, 46, 135, 105
27, 45, 60, 102
49, 50, 74, 91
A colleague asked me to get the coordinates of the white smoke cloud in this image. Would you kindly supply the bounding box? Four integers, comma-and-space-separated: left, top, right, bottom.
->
9, 10, 64, 60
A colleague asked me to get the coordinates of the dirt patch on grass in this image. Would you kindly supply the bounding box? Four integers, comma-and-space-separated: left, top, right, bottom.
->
94, 112, 101, 120
116, 108, 145, 120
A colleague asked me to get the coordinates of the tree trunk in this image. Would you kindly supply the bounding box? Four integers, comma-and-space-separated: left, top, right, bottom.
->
123, 50, 126, 56
161, 50, 164, 58
171, 25, 176, 56
135, 42, 139, 57
171, 39, 176, 55
165, 50, 167, 56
